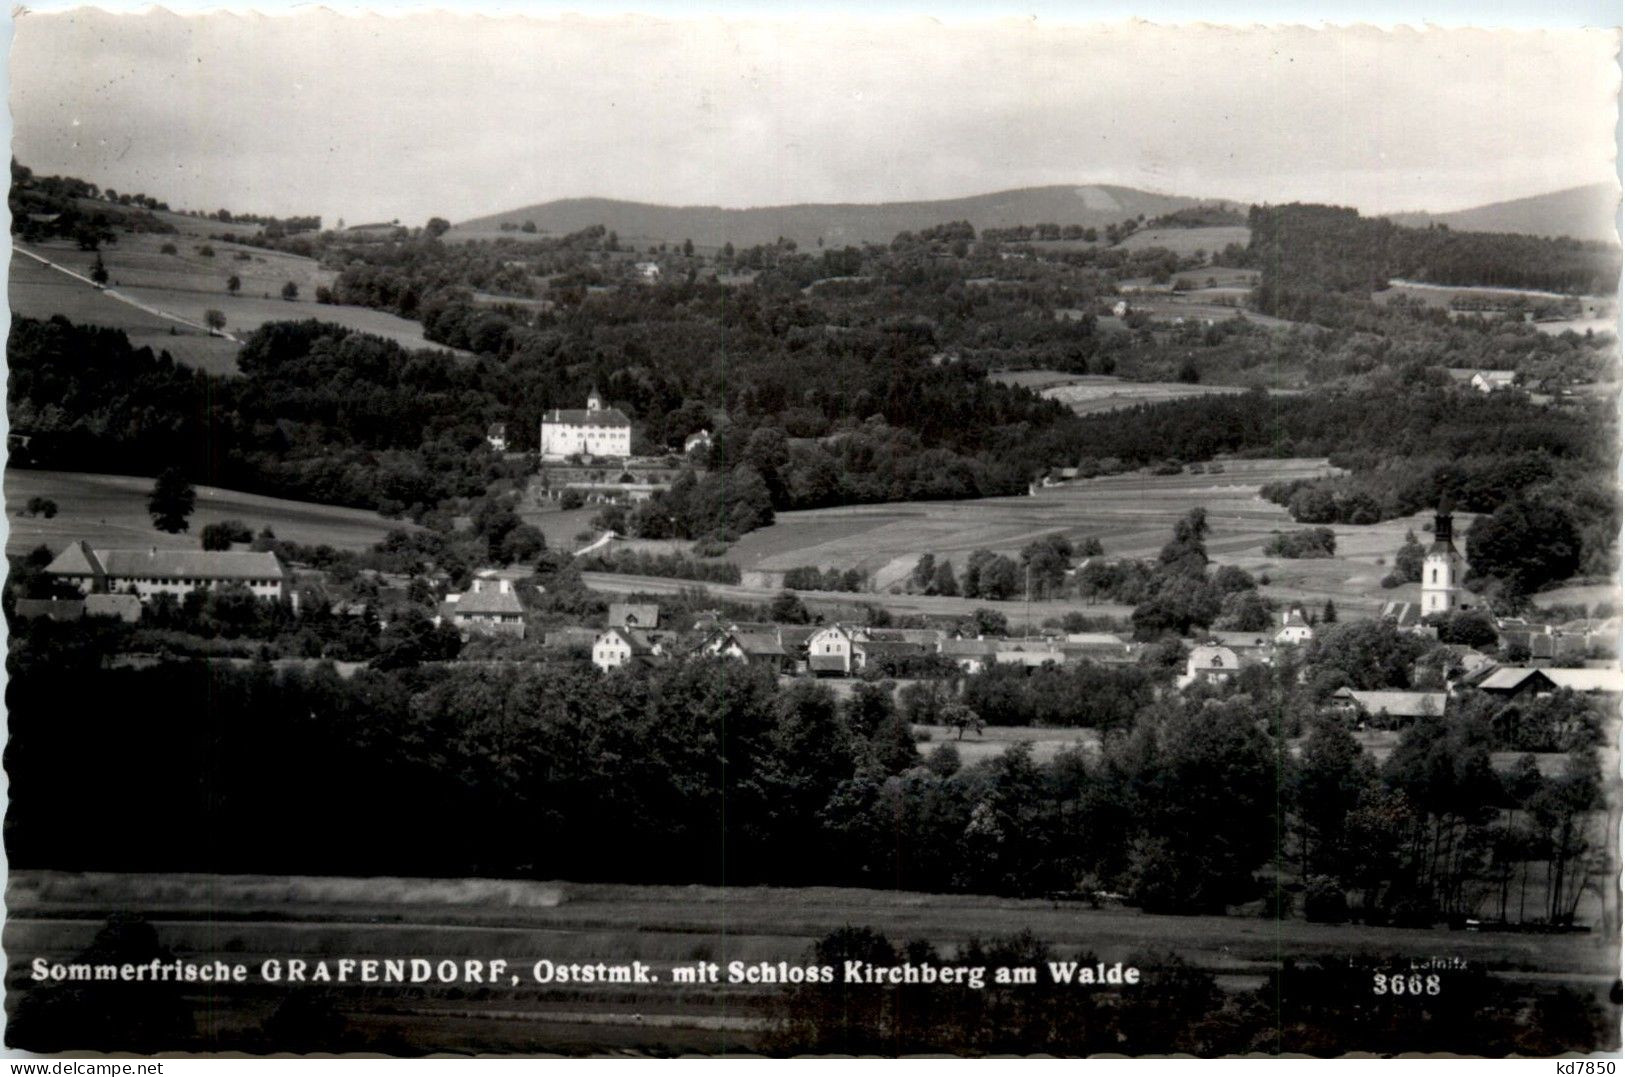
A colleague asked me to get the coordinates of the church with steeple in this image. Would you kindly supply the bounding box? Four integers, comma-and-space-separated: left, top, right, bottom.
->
1421, 506, 1468, 615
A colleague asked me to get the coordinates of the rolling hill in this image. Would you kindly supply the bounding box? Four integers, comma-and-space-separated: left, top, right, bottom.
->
1387, 183, 1620, 244
451, 185, 1230, 249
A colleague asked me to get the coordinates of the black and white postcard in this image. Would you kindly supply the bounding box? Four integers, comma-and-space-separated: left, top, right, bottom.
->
3, 7, 1621, 1058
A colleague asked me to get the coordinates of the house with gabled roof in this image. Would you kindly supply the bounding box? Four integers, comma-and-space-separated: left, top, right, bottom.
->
44, 541, 291, 604
441, 576, 527, 638
608, 603, 660, 630
1275, 608, 1314, 646
1176, 645, 1239, 690
705, 629, 794, 674
592, 626, 664, 672
1332, 687, 1446, 724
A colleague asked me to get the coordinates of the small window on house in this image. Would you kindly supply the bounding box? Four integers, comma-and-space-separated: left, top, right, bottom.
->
1431, 569, 1438, 583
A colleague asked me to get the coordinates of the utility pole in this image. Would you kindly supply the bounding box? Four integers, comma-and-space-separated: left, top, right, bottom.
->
1025, 562, 1032, 639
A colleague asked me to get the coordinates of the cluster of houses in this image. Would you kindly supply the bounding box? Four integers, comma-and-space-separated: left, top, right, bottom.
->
588, 609, 1143, 677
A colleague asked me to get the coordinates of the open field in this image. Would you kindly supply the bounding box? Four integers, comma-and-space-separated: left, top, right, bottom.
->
13, 236, 466, 371
581, 571, 1134, 627
1037, 375, 1281, 414
9, 249, 243, 375
6, 869, 1613, 1054
5, 469, 409, 557
717, 458, 1435, 617
1112, 225, 1250, 256
915, 724, 1101, 766
991, 371, 1298, 413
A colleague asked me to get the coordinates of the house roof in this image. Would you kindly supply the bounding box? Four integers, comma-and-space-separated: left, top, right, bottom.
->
1473, 370, 1517, 386
1335, 689, 1446, 718
1065, 632, 1126, 646
776, 626, 820, 649
727, 631, 787, 657
1479, 666, 1623, 694
608, 603, 660, 628
1281, 610, 1311, 629
1380, 601, 1422, 627
810, 654, 848, 672
1208, 631, 1270, 649
44, 541, 101, 576
854, 639, 928, 657
84, 593, 142, 620
543, 408, 631, 427
600, 627, 656, 654
48, 545, 286, 581
996, 648, 1065, 666
453, 588, 525, 616
487, 422, 506, 437
1188, 645, 1240, 671
941, 639, 999, 657
866, 628, 946, 644
13, 598, 84, 620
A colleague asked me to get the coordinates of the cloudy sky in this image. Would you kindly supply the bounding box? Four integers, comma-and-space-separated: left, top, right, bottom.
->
10, 11, 1620, 226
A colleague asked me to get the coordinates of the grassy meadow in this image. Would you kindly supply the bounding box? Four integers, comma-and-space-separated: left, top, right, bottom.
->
5, 469, 410, 557
717, 458, 1425, 617
11, 234, 465, 374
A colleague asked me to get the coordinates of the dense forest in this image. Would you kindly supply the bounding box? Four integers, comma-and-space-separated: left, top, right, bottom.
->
7, 625, 1605, 932
1247, 202, 1621, 308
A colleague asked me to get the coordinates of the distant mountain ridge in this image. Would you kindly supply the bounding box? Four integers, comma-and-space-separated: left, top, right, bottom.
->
452, 185, 1236, 249
1385, 183, 1620, 245
454, 181, 1622, 250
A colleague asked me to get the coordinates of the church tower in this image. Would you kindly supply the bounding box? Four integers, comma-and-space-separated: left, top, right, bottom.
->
1421, 507, 1466, 615
586, 388, 603, 413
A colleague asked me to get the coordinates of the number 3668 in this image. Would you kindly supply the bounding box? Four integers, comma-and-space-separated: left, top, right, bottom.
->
1373, 973, 1441, 996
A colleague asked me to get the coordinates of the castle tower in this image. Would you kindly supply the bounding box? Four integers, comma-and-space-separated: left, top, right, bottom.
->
1421, 508, 1466, 615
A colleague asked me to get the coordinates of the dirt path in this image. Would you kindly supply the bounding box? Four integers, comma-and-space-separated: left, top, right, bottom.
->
14, 244, 244, 342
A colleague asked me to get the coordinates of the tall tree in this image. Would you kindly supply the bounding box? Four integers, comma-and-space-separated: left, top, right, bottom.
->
147, 468, 196, 533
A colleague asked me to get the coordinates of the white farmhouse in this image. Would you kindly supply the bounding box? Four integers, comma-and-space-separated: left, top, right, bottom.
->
592, 627, 662, 672
540, 391, 632, 461
1275, 608, 1314, 646
1176, 645, 1240, 691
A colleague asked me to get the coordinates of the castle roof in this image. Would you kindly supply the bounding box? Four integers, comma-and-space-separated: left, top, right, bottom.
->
543, 408, 631, 427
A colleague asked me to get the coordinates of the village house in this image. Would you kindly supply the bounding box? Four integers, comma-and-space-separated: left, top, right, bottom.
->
1059, 632, 1135, 664
940, 638, 999, 674
441, 576, 527, 639
11, 598, 86, 622
84, 593, 143, 622
607, 603, 660, 630
683, 429, 712, 455
44, 541, 292, 604
539, 391, 632, 461
1332, 688, 1446, 725
592, 626, 664, 672
704, 629, 795, 674
1475, 666, 1624, 701
486, 422, 508, 452
1176, 645, 1240, 690
1275, 608, 1314, 646
807, 624, 861, 675
1470, 370, 1517, 393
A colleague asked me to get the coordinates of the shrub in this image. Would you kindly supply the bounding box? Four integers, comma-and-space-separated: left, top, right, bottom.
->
1303, 876, 1349, 923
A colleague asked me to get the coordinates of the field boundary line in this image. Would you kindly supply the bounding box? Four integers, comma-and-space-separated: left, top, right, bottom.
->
14, 244, 243, 343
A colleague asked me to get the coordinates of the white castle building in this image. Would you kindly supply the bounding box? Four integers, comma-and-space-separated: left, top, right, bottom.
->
539, 390, 631, 461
